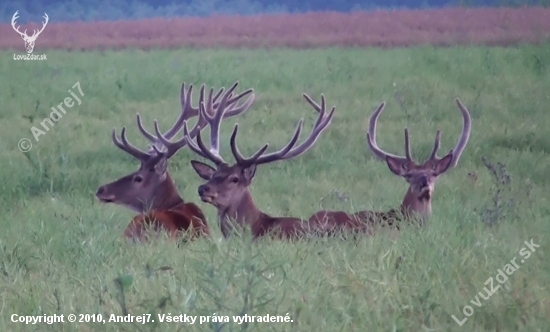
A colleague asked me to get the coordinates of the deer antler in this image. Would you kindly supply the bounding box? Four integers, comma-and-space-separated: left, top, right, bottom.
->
184, 91, 334, 168
111, 82, 206, 164
366, 98, 471, 168
228, 94, 335, 168
448, 98, 471, 167
111, 127, 151, 162
136, 83, 207, 153
420, 98, 471, 167
366, 102, 414, 165
182, 82, 255, 165
111, 82, 253, 164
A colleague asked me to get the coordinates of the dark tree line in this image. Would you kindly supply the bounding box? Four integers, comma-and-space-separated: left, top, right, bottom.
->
1, 0, 548, 22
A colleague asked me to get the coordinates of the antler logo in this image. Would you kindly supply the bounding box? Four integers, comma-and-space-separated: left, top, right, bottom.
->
11, 11, 49, 54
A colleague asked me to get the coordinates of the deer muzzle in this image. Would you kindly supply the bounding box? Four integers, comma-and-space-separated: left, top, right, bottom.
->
96, 186, 116, 203
197, 184, 217, 203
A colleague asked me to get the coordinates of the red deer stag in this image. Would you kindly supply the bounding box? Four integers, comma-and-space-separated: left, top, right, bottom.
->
95, 81, 254, 241
185, 93, 335, 239
309, 98, 471, 232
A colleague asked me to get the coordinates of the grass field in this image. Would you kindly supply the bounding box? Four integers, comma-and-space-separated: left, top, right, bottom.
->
1, 42, 550, 331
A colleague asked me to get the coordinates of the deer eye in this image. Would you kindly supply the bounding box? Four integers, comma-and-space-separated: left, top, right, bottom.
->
133, 175, 143, 183
231, 177, 239, 183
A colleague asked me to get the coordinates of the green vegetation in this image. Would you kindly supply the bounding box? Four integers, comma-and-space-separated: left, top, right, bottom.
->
1, 43, 549, 331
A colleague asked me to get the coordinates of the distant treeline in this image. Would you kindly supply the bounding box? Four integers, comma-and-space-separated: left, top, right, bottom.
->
1, 0, 548, 22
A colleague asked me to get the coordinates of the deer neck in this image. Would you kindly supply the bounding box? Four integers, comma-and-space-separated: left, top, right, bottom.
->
400, 186, 432, 223
219, 189, 262, 236
150, 173, 184, 211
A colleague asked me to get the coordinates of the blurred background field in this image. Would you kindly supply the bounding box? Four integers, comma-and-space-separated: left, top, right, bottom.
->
1, 7, 550, 50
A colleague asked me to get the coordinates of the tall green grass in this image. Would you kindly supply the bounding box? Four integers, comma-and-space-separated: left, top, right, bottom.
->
0, 43, 549, 331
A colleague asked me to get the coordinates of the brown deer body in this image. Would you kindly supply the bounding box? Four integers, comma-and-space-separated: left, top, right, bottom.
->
184, 93, 336, 239
309, 98, 471, 232
95, 82, 254, 241
124, 201, 207, 240
196, 172, 310, 239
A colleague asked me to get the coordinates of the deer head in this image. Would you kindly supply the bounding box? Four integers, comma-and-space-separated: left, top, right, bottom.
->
95, 82, 254, 213
11, 11, 49, 53
366, 98, 471, 218
186, 92, 335, 237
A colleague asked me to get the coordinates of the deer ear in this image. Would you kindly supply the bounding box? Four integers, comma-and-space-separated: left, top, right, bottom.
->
242, 164, 257, 182
191, 160, 216, 180
433, 153, 453, 176
385, 156, 407, 176
154, 157, 168, 175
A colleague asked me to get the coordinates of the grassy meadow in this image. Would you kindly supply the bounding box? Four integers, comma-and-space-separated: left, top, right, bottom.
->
1, 43, 549, 331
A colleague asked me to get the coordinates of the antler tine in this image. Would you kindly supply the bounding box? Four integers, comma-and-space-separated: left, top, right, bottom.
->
135, 82, 231, 151
182, 81, 256, 166
179, 87, 226, 165
203, 82, 240, 121
151, 120, 189, 159
228, 93, 333, 167
449, 98, 472, 168
212, 87, 225, 106
366, 102, 410, 164
112, 127, 151, 162
181, 121, 213, 161
404, 128, 414, 162
303, 93, 325, 113
165, 83, 203, 139
180, 83, 248, 143
427, 130, 442, 161
199, 81, 240, 157
229, 119, 304, 167
185, 120, 227, 165
135, 83, 203, 152
184, 85, 212, 140
269, 93, 335, 160
181, 83, 250, 140
229, 124, 271, 166
136, 113, 158, 143
224, 88, 255, 117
